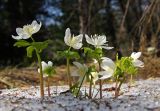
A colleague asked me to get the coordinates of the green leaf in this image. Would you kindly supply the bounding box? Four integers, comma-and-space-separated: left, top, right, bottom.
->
44, 67, 56, 77
83, 47, 103, 59
26, 46, 35, 58
57, 50, 80, 59
31, 41, 49, 52
68, 51, 80, 59
83, 47, 93, 54
95, 48, 103, 55
14, 40, 30, 47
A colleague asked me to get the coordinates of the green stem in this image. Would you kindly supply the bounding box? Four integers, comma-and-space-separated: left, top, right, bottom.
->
129, 74, 133, 87
66, 47, 72, 89
67, 57, 72, 89
36, 49, 44, 98
76, 73, 86, 97
89, 77, 92, 98
115, 77, 118, 97
31, 37, 44, 98
115, 77, 125, 98
98, 60, 102, 99
47, 77, 51, 97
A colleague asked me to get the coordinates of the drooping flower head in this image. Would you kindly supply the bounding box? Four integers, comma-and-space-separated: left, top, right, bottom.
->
85, 34, 113, 50
38, 61, 54, 77
64, 28, 83, 49
12, 20, 41, 40
72, 62, 88, 77
99, 57, 115, 79
71, 62, 88, 82
131, 52, 144, 68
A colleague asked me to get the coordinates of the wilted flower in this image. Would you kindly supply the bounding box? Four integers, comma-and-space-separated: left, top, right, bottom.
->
12, 20, 41, 40
131, 52, 144, 68
72, 62, 88, 77
99, 57, 115, 79
38, 61, 53, 77
73, 62, 88, 75
85, 34, 113, 50
64, 28, 83, 49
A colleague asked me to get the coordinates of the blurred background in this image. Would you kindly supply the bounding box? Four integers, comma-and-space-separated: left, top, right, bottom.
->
0, 0, 160, 89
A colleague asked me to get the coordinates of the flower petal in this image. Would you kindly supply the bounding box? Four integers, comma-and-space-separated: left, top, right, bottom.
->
133, 60, 144, 67
12, 35, 22, 40
41, 61, 48, 71
131, 52, 141, 60
21, 33, 30, 39
97, 35, 106, 46
101, 57, 115, 70
73, 62, 83, 69
72, 42, 83, 49
31, 20, 41, 34
16, 28, 24, 36
90, 72, 99, 85
64, 28, 71, 46
48, 61, 53, 67
85, 34, 95, 46
99, 71, 113, 80
74, 34, 83, 43
71, 34, 83, 49
101, 46, 114, 50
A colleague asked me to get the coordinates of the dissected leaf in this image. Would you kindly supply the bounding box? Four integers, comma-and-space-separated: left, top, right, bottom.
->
83, 47, 103, 59
31, 41, 49, 52
57, 50, 80, 59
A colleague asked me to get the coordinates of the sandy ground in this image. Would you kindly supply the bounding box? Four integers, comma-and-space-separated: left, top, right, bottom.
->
0, 78, 160, 111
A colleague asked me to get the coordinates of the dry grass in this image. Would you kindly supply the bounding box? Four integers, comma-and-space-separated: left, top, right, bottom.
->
137, 56, 160, 79
0, 57, 160, 89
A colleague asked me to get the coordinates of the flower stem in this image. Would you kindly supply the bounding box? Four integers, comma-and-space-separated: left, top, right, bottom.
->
129, 74, 133, 88
67, 57, 72, 89
66, 47, 72, 89
99, 79, 102, 99
31, 37, 44, 98
115, 77, 125, 98
47, 77, 51, 97
98, 60, 102, 99
115, 78, 118, 97
36, 50, 44, 98
89, 77, 92, 98
76, 74, 86, 97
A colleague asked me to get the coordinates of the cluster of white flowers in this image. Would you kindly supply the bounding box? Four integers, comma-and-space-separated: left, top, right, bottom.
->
64, 28, 113, 50
12, 21, 144, 86
65, 27, 144, 84
64, 28, 114, 83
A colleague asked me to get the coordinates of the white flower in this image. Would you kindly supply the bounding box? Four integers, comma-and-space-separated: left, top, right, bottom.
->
38, 61, 53, 77
85, 34, 113, 50
99, 57, 115, 79
64, 28, 83, 49
12, 20, 41, 40
89, 72, 99, 85
131, 52, 144, 68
